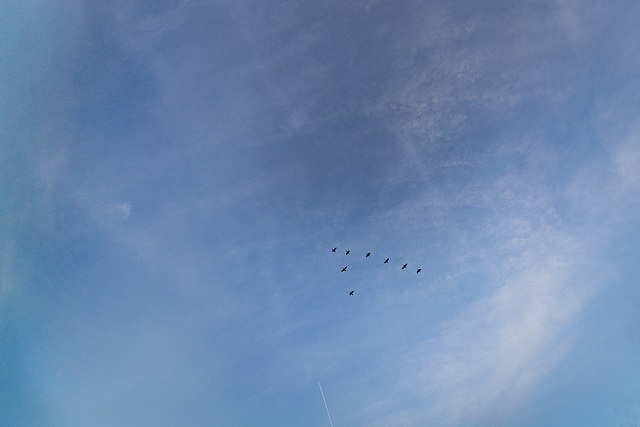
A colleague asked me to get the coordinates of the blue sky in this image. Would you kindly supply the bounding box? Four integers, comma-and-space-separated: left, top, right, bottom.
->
2, 1, 640, 425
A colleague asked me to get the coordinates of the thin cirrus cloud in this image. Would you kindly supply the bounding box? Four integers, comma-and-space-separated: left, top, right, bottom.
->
3, 0, 640, 426
109, 202, 132, 221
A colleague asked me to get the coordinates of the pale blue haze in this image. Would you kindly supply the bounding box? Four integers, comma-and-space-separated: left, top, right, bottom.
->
2, 1, 640, 426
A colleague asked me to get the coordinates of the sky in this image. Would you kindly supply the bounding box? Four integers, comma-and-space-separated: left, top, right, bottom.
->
2, 1, 640, 426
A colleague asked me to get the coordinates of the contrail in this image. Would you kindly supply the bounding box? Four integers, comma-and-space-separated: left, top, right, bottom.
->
318, 382, 334, 427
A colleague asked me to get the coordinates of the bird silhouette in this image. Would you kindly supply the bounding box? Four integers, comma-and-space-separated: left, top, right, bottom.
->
384, 258, 389, 264
416, 268, 421, 273
345, 250, 350, 255
349, 290, 354, 295
341, 266, 348, 272
332, 247, 337, 252
402, 263, 408, 269
366, 252, 371, 257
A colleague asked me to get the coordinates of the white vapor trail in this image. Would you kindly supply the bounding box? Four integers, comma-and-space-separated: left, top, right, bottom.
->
318, 382, 334, 427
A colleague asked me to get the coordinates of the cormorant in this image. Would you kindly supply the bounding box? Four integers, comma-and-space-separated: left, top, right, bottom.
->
332, 247, 337, 252
384, 258, 389, 264
366, 252, 371, 257
416, 268, 421, 273
349, 290, 354, 295
345, 250, 350, 255
341, 266, 348, 272
402, 263, 408, 269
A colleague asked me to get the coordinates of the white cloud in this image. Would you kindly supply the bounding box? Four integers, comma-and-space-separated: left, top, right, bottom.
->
323, 126, 613, 424
614, 134, 640, 191
109, 202, 132, 221
553, 0, 609, 47
421, 230, 595, 423
329, 214, 605, 427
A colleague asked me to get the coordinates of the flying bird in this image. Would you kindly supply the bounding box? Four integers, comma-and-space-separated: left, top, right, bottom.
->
384, 258, 389, 264
402, 263, 408, 269
332, 247, 337, 252
341, 266, 348, 272
416, 268, 421, 273
349, 290, 354, 295
366, 252, 371, 257
345, 250, 350, 255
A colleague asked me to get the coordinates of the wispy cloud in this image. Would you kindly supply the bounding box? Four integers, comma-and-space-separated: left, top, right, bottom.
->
5, 1, 640, 425
613, 131, 640, 193
109, 202, 132, 221
419, 230, 595, 423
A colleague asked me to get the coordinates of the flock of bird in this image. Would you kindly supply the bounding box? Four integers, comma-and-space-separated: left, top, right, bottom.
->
332, 247, 422, 295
